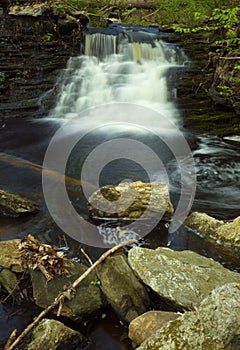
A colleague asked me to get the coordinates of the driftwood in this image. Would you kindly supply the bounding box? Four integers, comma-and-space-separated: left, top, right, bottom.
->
4, 239, 136, 350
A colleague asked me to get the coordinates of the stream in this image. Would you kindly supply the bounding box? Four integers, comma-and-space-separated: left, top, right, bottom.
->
0, 24, 239, 349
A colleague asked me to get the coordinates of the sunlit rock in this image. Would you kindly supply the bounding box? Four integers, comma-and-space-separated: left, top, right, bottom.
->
0, 189, 39, 218
215, 216, 240, 249
9, 3, 49, 17
185, 212, 240, 249
88, 181, 174, 220
96, 254, 150, 324
128, 246, 240, 310
128, 310, 180, 346
184, 212, 224, 235
31, 260, 103, 322
22, 318, 87, 350
0, 239, 23, 272
137, 283, 240, 350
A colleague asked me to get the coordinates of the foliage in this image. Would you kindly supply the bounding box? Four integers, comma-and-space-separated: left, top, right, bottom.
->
42, 32, 54, 42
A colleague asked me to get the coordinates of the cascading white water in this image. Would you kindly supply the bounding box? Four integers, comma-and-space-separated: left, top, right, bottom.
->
49, 29, 188, 126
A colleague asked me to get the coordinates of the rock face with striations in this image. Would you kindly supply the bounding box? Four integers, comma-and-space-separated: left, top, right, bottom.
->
128, 246, 240, 310
137, 283, 240, 350
88, 181, 174, 220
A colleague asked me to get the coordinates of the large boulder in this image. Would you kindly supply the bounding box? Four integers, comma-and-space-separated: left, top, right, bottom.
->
0, 268, 19, 295
96, 254, 150, 324
88, 181, 174, 220
185, 212, 240, 249
31, 260, 103, 322
0, 239, 23, 272
137, 283, 240, 350
0, 190, 39, 218
21, 318, 87, 350
128, 247, 240, 310
129, 311, 180, 346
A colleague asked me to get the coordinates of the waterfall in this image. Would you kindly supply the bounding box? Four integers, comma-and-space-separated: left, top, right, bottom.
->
49, 26, 188, 127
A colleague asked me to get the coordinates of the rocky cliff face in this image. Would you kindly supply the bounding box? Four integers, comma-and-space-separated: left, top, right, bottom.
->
0, 0, 87, 120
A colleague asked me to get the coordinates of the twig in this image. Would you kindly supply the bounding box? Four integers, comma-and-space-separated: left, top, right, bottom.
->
80, 248, 93, 266
5, 239, 136, 350
3, 329, 17, 350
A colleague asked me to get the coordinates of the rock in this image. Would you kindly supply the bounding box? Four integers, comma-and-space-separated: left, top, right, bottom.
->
185, 212, 240, 249
184, 212, 224, 235
213, 216, 240, 249
58, 14, 79, 34
88, 181, 174, 220
0, 190, 39, 218
129, 310, 180, 346
0, 239, 23, 272
96, 254, 150, 324
9, 3, 49, 17
31, 260, 103, 322
137, 283, 240, 350
0, 268, 19, 294
128, 247, 240, 310
22, 318, 87, 350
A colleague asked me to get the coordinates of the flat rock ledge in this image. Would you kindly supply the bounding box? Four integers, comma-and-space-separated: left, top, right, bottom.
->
185, 212, 240, 249
88, 181, 174, 220
128, 246, 240, 310
137, 283, 240, 350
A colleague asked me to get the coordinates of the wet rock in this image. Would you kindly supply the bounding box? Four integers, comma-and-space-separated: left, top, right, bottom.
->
88, 181, 174, 220
185, 212, 240, 249
21, 318, 87, 350
31, 260, 103, 322
184, 212, 224, 235
129, 310, 180, 346
96, 254, 150, 324
0, 190, 39, 218
137, 283, 240, 350
0, 268, 19, 294
0, 239, 23, 272
128, 247, 240, 310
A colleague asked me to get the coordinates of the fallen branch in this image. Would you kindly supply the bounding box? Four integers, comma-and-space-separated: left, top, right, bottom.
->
219, 57, 240, 60
4, 239, 136, 350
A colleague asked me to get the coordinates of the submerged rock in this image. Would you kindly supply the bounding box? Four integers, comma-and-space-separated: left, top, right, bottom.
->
0, 239, 23, 272
21, 318, 87, 350
129, 311, 180, 346
128, 247, 240, 310
88, 181, 174, 220
31, 260, 103, 322
96, 254, 150, 324
185, 212, 240, 249
0, 190, 39, 218
137, 283, 240, 350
